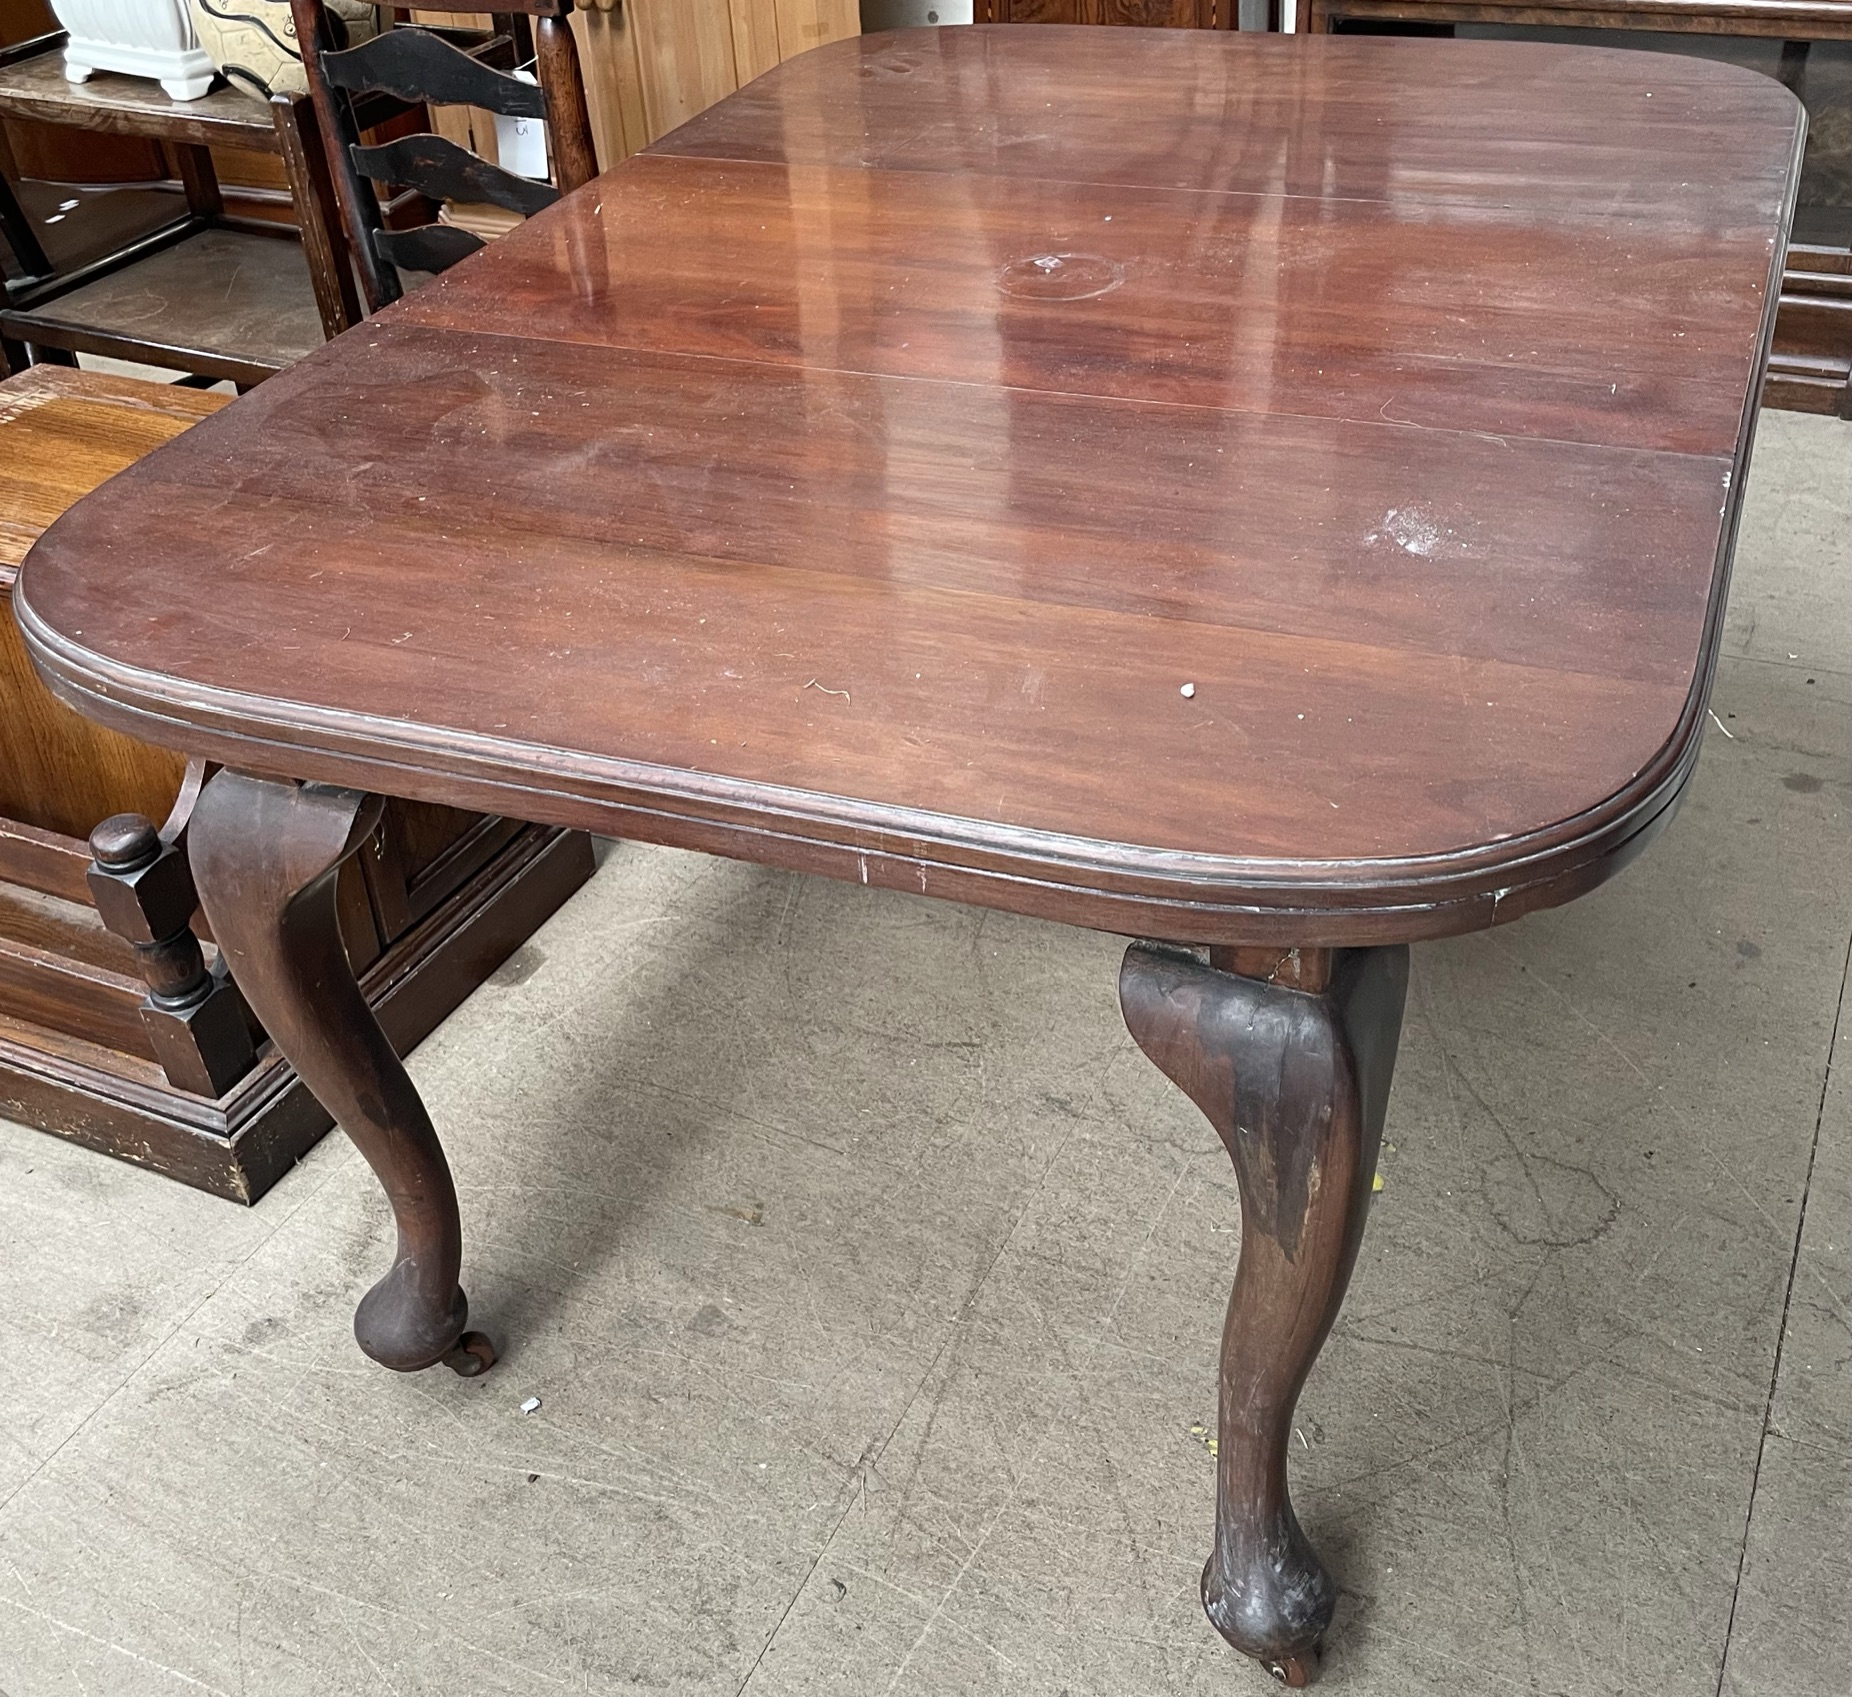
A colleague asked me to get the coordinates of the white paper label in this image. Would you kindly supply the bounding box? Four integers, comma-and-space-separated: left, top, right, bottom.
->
494, 70, 549, 182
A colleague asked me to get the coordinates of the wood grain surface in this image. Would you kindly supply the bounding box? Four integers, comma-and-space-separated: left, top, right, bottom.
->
0, 49, 283, 148
0, 366, 227, 577
15, 28, 1804, 945
1, 368, 221, 839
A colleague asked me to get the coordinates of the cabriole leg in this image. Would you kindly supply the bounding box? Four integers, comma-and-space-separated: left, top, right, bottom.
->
1119, 942, 1408, 1687
188, 769, 493, 1378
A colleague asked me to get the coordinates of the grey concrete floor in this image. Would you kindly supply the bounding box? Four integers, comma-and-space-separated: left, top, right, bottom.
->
4, 410, 1852, 1697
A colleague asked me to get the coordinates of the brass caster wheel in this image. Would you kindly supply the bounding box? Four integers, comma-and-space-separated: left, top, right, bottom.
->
1262, 1645, 1321, 1688
442, 1331, 496, 1377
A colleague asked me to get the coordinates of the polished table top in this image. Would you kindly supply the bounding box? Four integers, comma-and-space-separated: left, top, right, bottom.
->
17, 27, 1803, 945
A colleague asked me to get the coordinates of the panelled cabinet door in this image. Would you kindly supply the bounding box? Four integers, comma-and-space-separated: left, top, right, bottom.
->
993, 0, 1219, 23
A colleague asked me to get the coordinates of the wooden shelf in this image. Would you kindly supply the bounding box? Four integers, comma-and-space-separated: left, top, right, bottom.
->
0, 49, 282, 149
1, 38, 356, 381
4, 224, 330, 384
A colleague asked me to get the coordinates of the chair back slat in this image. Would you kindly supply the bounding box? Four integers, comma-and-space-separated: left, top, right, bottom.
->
291, 0, 596, 314
321, 28, 548, 117
373, 224, 486, 275
353, 135, 559, 220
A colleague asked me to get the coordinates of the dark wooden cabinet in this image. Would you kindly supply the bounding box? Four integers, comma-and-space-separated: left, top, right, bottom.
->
1300, 0, 1852, 414
989, 0, 1229, 23
1772, 244, 1852, 413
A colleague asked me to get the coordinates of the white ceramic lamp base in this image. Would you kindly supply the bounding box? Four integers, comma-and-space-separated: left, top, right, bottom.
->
54, 0, 218, 99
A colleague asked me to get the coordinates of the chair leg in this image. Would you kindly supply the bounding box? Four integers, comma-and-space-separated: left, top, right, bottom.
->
1779, 38, 1811, 102
0, 169, 51, 279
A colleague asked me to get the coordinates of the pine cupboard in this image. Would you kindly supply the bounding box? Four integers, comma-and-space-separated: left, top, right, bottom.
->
570, 0, 860, 167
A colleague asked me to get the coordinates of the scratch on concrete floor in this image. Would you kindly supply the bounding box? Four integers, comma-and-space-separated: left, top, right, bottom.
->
0, 1148, 354, 1525
1482, 938, 1791, 1245
0, 1595, 237, 1696
237, 1569, 574, 1688
333, 1598, 403, 1697
733, 1123, 1080, 1697
829, 1561, 1021, 1668
875, 1152, 1203, 1696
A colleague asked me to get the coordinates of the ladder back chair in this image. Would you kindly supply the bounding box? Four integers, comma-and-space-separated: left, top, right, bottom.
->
287, 0, 597, 314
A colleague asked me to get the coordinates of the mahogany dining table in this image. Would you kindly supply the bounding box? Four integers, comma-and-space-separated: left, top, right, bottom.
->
14, 24, 1802, 1686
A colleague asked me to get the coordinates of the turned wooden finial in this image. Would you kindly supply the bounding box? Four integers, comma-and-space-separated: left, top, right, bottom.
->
86, 808, 256, 1097
89, 812, 162, 872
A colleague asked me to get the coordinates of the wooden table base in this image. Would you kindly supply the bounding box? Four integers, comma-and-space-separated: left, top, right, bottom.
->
189, 765, 1408, 1685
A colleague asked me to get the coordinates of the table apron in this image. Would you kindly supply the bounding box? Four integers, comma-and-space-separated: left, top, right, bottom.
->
15, 640, 1698, 950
